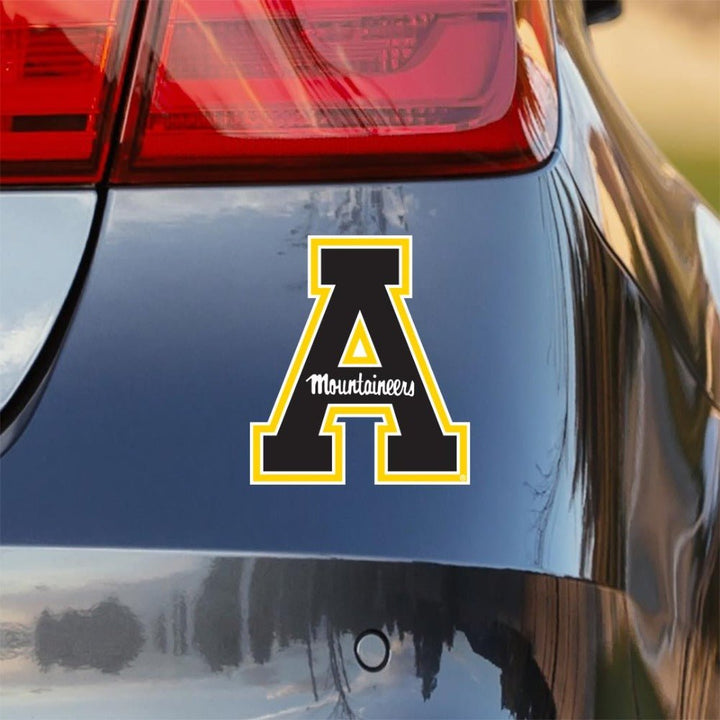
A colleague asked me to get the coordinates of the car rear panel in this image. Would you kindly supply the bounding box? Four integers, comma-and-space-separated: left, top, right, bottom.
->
1, 165, 718, 716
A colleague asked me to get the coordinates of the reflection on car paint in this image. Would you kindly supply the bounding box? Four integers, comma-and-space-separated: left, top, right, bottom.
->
0, 192, 93, 412
555, 0, 720, 404
0, 549, 646, 718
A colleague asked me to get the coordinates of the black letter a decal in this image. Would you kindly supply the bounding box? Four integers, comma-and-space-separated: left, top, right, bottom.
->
250, 236, 469, 485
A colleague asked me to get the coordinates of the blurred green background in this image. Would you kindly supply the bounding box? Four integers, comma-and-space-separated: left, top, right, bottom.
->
591, 0, 720, 211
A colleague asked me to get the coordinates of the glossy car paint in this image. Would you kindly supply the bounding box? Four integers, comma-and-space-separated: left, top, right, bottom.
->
554, 1, 720, 406
1, 549, 639, 719
0, 0, 718, 717
0, 192, 94, 448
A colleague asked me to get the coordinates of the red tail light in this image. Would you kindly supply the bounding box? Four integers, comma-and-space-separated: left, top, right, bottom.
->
0, 0, 557, 185
114, 0, 557, 183
0, 0, 137, 185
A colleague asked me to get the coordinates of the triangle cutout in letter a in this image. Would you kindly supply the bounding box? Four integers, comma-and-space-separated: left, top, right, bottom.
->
338, 312, 381, 367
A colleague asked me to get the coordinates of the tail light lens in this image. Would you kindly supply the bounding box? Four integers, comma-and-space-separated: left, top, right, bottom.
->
1, 0, 557, 185
114, 0, 557, 183
0, 0, 138, 185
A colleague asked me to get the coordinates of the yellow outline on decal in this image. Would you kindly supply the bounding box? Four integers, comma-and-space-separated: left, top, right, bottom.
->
250, 236, 470, 485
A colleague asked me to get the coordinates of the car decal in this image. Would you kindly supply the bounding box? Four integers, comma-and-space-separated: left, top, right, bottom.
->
250, 236, 469, 485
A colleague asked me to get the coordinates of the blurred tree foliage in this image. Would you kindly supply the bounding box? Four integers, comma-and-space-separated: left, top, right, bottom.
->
592, 0, 719, 211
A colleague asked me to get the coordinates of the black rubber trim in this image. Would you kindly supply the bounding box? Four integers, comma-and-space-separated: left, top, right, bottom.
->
102, 0, 148, 186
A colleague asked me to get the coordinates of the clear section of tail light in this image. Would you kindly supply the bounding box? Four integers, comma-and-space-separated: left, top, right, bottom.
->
0, 0, 138, 185
114, 0, 558, 183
